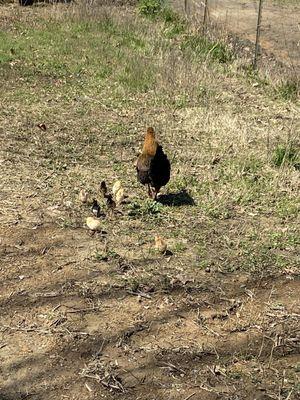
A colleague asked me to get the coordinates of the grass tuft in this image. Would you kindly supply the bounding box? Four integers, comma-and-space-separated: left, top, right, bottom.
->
128, 199, 164, 217
137, 0, 164, 17
181, 35, 232, 63
272, 144, 300, 170
275, 79, 299, 101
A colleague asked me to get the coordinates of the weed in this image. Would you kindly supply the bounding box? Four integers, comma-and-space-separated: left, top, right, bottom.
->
173, 94, 188, 108
275, 79, 299, 101
94, 250, 119, 262
138, 0, 185, 38
229, 372, 242, 380
161, 7, 186, 37
240, 156, 263, 175
143, 199, 164, 215
172, 242, 187, 252
127, 199, 164, 217
272, 144, 300, 170
160, 6, 179, 23
138, 0, 163, 17
181, 35, 232, 63
196, 84, 213, 101
117, 57, 156, 92
94, 251, 109, 262
169, 176, 198, 192
57, 218, 77, 229
276, 197, 299, 219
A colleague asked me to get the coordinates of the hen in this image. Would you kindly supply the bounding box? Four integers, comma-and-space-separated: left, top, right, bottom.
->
136, 127, 170, 200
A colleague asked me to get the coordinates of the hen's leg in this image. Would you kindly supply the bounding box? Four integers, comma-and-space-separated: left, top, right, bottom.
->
152, 187, 159, 201
147, 184, 152, 197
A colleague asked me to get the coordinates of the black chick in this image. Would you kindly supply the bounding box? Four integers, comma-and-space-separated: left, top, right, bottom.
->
91, 199, 101, 218
106, 194, 116, 212
100, 181, 107, 198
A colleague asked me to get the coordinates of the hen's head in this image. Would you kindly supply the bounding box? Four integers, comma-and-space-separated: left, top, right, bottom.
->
142, 127, 157, 156
147, 127, 155, 137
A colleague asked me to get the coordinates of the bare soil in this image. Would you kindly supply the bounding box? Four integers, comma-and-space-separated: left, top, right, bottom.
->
1, 222, 299, 399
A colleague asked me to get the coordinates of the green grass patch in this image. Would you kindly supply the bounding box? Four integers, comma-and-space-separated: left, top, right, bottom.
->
0, 16, 150, 93
138, 0, 164, 17
128, 199, 164, 217
181, 35, 232, 63
138, 0, 186, 38
272, 144, 300, 170
275, 79, 299, 101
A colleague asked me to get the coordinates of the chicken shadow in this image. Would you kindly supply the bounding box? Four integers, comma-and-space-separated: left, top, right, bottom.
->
157, 189, 195, 207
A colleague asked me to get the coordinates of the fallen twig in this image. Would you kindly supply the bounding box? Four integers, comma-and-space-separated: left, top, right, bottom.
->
183, 393, 196, 400
65, 306, 101, 314
1, 324, 91, 337
160, 361, 185, 375
85, 382, 93, 392
127, 290, 152, 299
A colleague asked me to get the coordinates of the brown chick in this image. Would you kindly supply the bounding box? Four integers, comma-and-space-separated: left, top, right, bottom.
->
154, 235, 167, 254
136, 127, 170, 200
106, 193, 116, 213
79, 189, 88, 203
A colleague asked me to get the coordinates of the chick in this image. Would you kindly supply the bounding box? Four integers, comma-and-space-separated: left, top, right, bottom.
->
115, 187, 125, 205
154, 235, 167, 254
106, 194, 116, 213
136, 127, 170, 200
91, 199, 101, 218
86, 217, 101, 231
79, 189, 88, 203
100, 181, 107, 198
112, 180, 122, 196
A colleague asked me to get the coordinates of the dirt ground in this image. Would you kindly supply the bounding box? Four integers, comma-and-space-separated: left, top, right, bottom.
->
173, 0, 300, 75
1, 224, 299, 400
0, 2, 299, 400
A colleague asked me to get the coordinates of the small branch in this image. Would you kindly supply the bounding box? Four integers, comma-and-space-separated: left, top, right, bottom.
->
268, 342, 275, 369
2, 324, 91, 337
85, 383, 93, 392
160, 361, 185, 375
65, 306, 101, 314
183, 393, 196, 400
127, 290, 151, 299
258, 336, 265, 359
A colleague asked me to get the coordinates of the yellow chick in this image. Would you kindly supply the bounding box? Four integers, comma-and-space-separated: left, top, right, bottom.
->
115, 187, 125, 205
112, 180, 122, 196
154, 235, 167, 254
79, 189, 88, 203
86, 217, 101, 231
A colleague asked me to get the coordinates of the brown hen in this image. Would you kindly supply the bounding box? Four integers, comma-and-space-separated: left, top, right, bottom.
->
136, 127, 170, 200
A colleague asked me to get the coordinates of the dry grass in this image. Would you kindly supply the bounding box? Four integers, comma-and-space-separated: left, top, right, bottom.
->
0, 2, 299, 399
